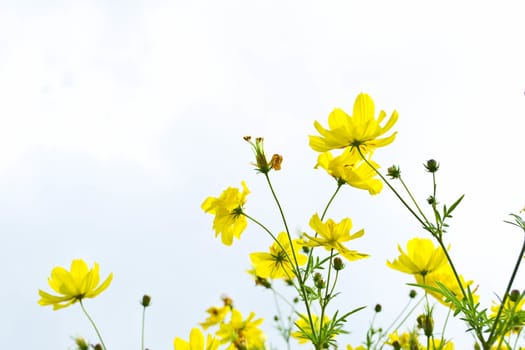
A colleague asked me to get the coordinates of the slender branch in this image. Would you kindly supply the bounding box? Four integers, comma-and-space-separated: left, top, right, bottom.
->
79, 300, 107, 350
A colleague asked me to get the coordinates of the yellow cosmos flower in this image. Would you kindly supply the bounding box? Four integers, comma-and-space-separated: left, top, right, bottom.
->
38, 259, 113, 310
202, 181, 250, 246
216, 309, 265, 350
346, 345, 366, 350
386, 238, 448, 278
174, 328, 219, 350
200, 305, 231, 329
387, 330, 419, 350
291, 313, 331, 344
315, 147, 383, 195
249, 232, 307, 279
303, 213, 368, 262
490, 294, 525, 334
309, 93, 398, 154
419, 265, 478, 308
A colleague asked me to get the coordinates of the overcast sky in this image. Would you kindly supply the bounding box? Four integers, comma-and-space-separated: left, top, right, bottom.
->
1, 1, 524, 349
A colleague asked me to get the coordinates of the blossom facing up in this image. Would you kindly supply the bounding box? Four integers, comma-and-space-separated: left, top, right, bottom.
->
386, 238, 448, 278
216, 309, 265, 350
303, 213, 369, 262
315, 147, 383, 194
309, 93, 398, 154
202, 181, 250, 246
291, 313, 331, 344
249, 232, 307, 279
38, 259, 113, 310
174, 328, 220, 350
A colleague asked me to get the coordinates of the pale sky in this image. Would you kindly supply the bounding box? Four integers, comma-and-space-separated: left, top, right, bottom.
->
1, 1, 524, 349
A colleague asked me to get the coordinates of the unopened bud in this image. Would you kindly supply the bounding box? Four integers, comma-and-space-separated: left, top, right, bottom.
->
417, 314, 434, 337
313, 273, 325, 289
141, 294, 151, 307
333, 257, 345, 271
74, 337, 89, 350
387, 165, 401, 179
374, 304, 382, 313
509, 289, 521, 302
409, 289, 417, 298
93, 344, 103, 350
427, 196, 437, 205
424, 159, 439, 173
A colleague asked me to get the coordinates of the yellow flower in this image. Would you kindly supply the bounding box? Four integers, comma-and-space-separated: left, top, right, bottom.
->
315, 147, 383, 194
202, 181, 250, 246
387, 331, 416, 349
386, 238, 448, 278
303, 213, 369, 262
200, 305, 231, 329
424, 339, 455, 350
249, 232, 307, 279
38, 259, 113, 310
490, 294, 525, 334
216, 309, 265, 350
291, 313, 331, 344
419, 265, 478, 308
309, 93, 398, 154
174, 328, 220, 350
346, 345, 366, 350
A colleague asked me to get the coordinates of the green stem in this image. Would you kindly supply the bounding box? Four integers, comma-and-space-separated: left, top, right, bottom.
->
377, 295, 424, 350
487, 235, 525, 345
261, 173, 318, 344
321, 182, 343, 220
355, 147, 426, 228
141, 305, 146, 350
399, 177, 429, 224
319, 250, 335, 336
79, 300, 107, 350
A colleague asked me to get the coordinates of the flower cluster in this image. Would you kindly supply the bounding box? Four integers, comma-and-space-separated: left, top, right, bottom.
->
38, 92, 525, 350
177, 297, 266, 350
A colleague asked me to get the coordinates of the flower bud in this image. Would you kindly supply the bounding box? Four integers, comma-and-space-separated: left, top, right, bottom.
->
270, 154, 283, 171
427, 195, 437, 205
424, 159, 439, 173
333, 257, 345, 271
141, 294, 151, 307
93, 344, 103, 350
74, 337, 89, 350
374, 304, 382, 313
387, 165, 401, 179
417, 314, 434, 337
222, 295, 233, 307
313, 273, 325, 289
244, 136, 272, 173
409, 289, 417, 299
255, 276, 272, 289
509, 289, 521, 302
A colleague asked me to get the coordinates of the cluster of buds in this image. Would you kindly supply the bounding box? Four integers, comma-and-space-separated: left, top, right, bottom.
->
243, 136, 283, 173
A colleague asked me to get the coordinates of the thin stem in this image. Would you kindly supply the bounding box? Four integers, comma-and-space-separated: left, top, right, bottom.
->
79, 300, 107, 350
321, 182, 343, 220
319, 250, 335, 335
355, 147, 426, 228
272, 287, 292, 350
141, 305, 146, 350
377, 295, 424, 349
260, 173, 318, 344
487, 235, 525, 345
399, 177, 429, 223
